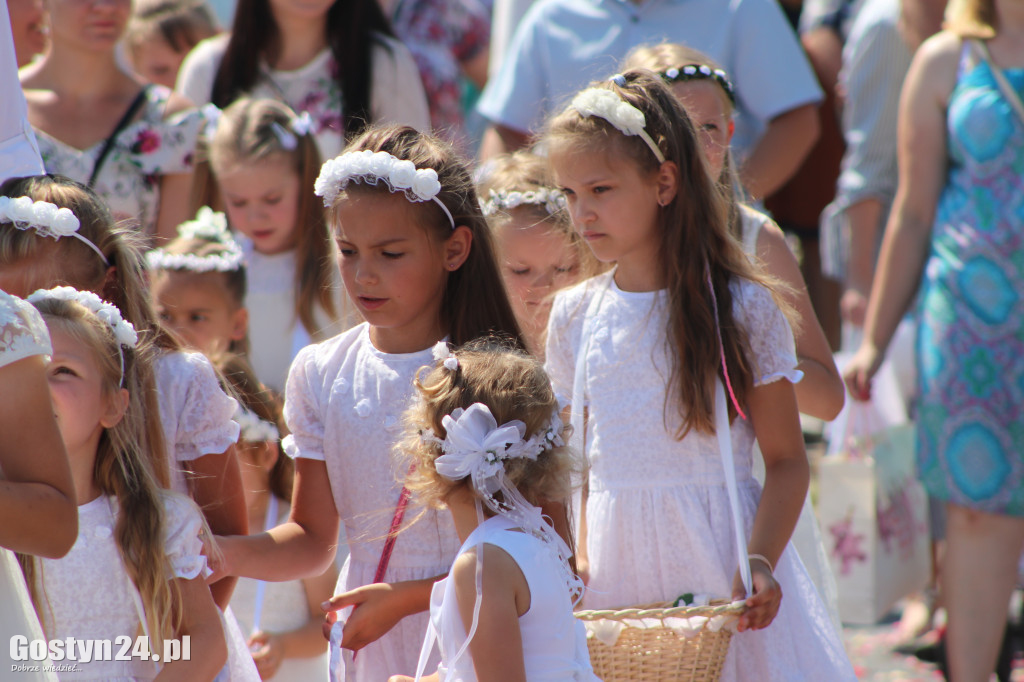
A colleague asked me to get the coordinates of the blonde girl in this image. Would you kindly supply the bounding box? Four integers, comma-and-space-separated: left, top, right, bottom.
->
0, 176, 248, 611
543, 72, 855, 680
390, 340, 596, 682
206, 97, 358, 393
480, 151, 601, 357
624, 43, 844, 627
213, 124, 525, 681
219, 353, 337, 682
125, 0, 220, 90
147, 207, 249, 358
624, 43, 844, 422
22, 287, 226, 681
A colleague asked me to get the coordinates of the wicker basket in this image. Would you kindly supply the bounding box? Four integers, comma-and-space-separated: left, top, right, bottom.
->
576, 600, 746, 682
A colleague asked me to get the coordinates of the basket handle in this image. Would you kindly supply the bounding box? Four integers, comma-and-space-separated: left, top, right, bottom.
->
714, 378, 752, 596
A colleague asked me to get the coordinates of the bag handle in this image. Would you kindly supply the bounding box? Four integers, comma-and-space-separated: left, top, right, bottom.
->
713, 379, 752, 596
88, 85, 151, 188
971, 39, 1024, 126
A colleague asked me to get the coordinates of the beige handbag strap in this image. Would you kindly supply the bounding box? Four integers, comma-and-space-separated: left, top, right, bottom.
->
971, 39, 1024, 126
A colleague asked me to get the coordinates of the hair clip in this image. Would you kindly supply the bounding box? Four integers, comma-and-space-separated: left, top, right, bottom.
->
28, 286, 137, 386
480, 188, 566, 218
0, 196, 108, 265
315, 150, 455, 229
432, 340, 459, 371
661, 64, 736, 105
570, 87, 666, 163
290, 111, 314, 138
610, 73, 627, 87
271, 121, 298, 150
201, 103, 222, 140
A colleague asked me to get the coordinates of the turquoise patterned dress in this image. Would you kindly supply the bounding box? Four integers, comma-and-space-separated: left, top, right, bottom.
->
916, 45, 1024, 515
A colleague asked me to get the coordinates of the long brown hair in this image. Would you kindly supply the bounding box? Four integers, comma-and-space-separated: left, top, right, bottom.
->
209, 0, 393, 136
20, 295, 184, 647
333, 125, 526, 349
546, 71, 784, 436
208, 98, 341, 336
0, 175, 173, 484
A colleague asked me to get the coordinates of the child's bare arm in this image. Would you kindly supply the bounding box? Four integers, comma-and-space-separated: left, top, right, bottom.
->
155, 576, 227, 681
455, 546, 528, 682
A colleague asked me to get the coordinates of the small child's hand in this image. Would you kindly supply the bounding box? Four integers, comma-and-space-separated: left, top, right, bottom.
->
247, 630, 284, 680
731, 561, 782, 632
321, 581, 420, 650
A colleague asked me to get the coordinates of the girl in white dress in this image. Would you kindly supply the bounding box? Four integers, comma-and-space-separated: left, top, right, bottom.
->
479, 151, 602, 358
220, 353, 336, 681
623, 43, 844, 629
543, 72, 856, 680
22, 286, 226, 681
0, 289, 77, 682
393, 341, 597, 682
176, 0, 428, 160
204, 98, 358, 393
213, 125, 526, 681
146, 207, 249, 359
0, 178, 259, 681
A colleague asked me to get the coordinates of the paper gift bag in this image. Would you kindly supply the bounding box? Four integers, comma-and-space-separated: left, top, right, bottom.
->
818, 423, 931, 625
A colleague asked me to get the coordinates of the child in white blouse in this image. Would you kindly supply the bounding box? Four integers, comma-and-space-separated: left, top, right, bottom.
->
213, 125, 527, 681
23, 287, 225, 681
542, 72, 855, 680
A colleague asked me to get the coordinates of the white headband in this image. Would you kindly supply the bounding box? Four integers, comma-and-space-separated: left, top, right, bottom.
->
27, 286, 138, 385
0, 196, 109, 265
145, 207, 244, 273
480, 188, 566, 218
235, 405, 280, 443
570, 81, 666, 163
314, 150, 455, 229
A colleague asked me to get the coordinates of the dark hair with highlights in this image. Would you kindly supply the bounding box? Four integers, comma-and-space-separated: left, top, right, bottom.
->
546, 71, 789, 435
331, 125, 526, 350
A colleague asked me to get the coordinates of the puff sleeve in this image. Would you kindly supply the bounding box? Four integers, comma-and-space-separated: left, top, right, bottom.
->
731, 279, 803, 387
282, 344, 326, 462
161, 492, 208, 580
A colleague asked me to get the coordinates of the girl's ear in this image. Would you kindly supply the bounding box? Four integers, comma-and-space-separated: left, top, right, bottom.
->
656, 160, 680, 207
230, 306, 249, 342
100, 387, 130, 430
444, 225, 474, 271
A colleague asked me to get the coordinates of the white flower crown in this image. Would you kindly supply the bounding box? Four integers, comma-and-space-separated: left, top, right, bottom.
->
27, 286, 138, 348
571, 80, 666, 163
480, 188, 566, 218
0, 196, 109, 264
145, 207, 244, 273
235, 405, 280, 443
314, 150, 455, 229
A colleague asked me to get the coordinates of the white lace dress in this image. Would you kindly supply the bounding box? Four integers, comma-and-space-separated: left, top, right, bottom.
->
545, 271, 856, 681
423, 516, 598, 682
177, 34, 429, 160
33, 493, 207, 681
284, 323, 461, 681
34, 85, 204, 238
240, 236, 357, 394
153, 350, 259, 682
0, 290, 56, 682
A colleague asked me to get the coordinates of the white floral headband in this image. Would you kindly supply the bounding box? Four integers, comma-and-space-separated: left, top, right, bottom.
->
271, 111, 314, 151
145, 207, 244, 273
0, 196, 108, 265
27, 286, 138, 386
235, 404, 280, 443
480, 188, 566, 218
570, 76, 666, 163
314, 150, 454, 229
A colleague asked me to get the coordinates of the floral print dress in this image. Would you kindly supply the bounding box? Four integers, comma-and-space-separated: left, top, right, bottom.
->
915, 46, 1024, 515
34, 85, 203, 238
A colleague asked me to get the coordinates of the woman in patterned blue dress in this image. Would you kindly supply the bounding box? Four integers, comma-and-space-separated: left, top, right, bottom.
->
845, 1, 1024, 678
